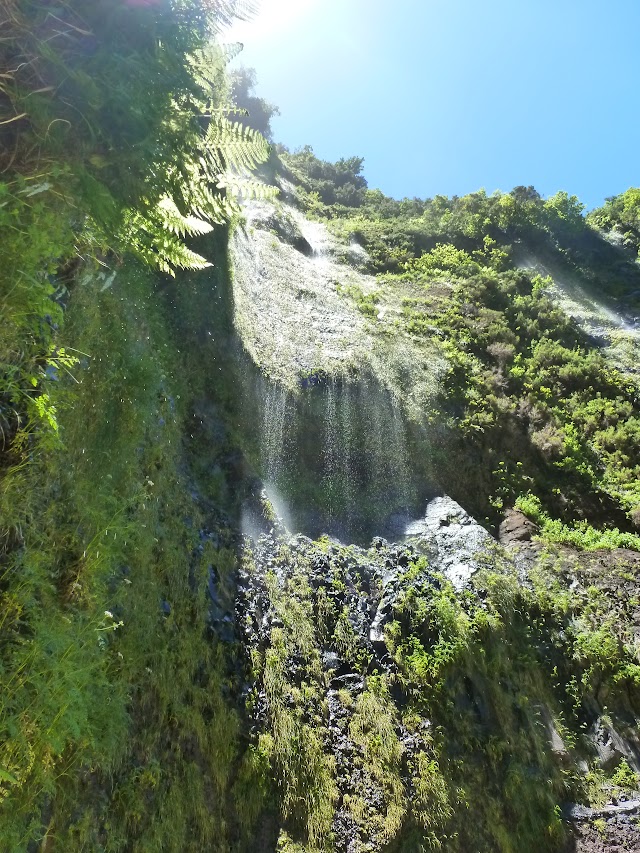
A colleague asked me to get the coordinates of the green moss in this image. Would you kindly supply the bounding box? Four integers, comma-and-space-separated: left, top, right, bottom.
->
0, 252, 247, 850
348, 678, 406, 842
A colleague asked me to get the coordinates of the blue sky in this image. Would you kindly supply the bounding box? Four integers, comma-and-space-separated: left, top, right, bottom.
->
227, 0, 640, 210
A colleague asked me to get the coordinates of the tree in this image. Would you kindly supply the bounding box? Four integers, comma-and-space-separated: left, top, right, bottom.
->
229, 66, 280, 140
543, 191, 585, 232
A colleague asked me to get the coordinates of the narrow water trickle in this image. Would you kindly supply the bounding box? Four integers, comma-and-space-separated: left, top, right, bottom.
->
260, 383, 289, 485
322, 377, 340, 520
338, 380, 356, 532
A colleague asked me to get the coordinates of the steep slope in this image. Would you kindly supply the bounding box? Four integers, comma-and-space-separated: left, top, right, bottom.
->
2, 11, 640, 846
219, 159, 640, 851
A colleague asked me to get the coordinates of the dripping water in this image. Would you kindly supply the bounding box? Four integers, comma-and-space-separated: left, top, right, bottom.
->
323, 377, 340, 520
251, 372, 423, 543
261, 383, 289, 484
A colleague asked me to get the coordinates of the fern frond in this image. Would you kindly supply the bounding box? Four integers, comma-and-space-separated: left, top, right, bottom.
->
157, 197, 214, 237
220, 42, 245, 64
184, 177, 240, 222
118, 208, 212, 276
219, 176, 278, 201
104, 44, 273, 275
190, 45, 229, 94
205, 117, 270, 173
200, 0, 259, 30
155, 240, 212, 275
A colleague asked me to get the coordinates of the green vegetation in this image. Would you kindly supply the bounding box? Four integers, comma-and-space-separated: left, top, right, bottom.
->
0, 1, 273, 848
336, 283, 380, 317
282, 148, 640, 542
396, 257, 640, 534
230, 66, 281, 140
283, 146, 368, 209
515, 494, 640, 551
239, 533, 640, 852
2, 7, 640, 849
588, 187, 640, 253
0, 250, 249, 850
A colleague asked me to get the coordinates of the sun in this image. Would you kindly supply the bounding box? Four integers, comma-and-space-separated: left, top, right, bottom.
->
225, 0, 317, 44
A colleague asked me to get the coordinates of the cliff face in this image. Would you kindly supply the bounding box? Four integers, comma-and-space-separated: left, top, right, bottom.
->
222, 186, 640, 851
2, 157, 640, 850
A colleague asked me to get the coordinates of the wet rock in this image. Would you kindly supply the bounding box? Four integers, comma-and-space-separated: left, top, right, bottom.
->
323, 651, 341, 671
369, 595, 393, 645
537, 704, 570, 762
590, 717, 640, 773
243, 201, 313, 255
499, 509, 539, 545
563, 799, 640, 821
405, 496, 494, 589
330, 673, 364, 690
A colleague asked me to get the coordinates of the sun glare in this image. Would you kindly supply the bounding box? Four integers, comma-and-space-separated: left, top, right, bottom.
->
226, 0, 317, 44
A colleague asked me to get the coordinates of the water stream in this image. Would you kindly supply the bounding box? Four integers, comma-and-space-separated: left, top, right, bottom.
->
516, 252, 640, 373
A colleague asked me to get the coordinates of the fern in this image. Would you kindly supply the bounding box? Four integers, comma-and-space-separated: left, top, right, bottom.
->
157, 197, 214, 238
121, 108, 276, 275
220, 174, 279, 200
205, 115, 270, 172
120, 210, 212, 276
198, 0, 259, 31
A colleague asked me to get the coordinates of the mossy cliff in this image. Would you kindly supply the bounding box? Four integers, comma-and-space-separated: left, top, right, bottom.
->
2, 4, 640, 851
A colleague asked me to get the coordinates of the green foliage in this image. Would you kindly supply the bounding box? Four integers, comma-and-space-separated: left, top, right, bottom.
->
515, 494, 640, 551
230, 66, 281, 140
256, 567, 337, 848
3, 12, 640, 849
0, 257, 243, 850
588, 187, 640, 253
348, 679, 406, 841
383, 244, 640, 531
403, 243, 480, 279
611, 759, 640, 791
336, 282, 380, 317
408, 751, 454, 846
281, 146, 368, 209
390, 580, 475, 690
1, 1, 273, 276
543, 191, 585, 231
0, 1, 275, 848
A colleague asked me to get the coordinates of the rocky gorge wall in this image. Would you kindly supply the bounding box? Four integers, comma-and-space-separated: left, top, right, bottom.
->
222, 196, 640, 850
4, 187, 638, 852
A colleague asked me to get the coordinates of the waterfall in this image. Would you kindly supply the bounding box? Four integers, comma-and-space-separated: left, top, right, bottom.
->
231, 198, 438, 541
261, 383, 289, 484
322, 377, 340, 519
337, 380, 356, 531
249, 371, 421, 543
515, 252, 640, 372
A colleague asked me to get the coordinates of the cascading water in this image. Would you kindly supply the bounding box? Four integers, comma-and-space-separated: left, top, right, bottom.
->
242, 367, 424, 543
226, 191, 640, 853
231, 197, 441, 542
261, 382, 289, 484
516, 251, 640, 372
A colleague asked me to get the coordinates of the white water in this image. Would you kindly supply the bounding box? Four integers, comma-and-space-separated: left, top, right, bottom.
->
246, 369, 420, 541
261, 383, 289, 483
231, 200, 443, 414
231, 200, 375, 386
232, 199, 440, 540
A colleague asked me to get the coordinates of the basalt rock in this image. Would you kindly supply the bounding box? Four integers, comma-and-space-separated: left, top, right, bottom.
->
405, 495, 494, 589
